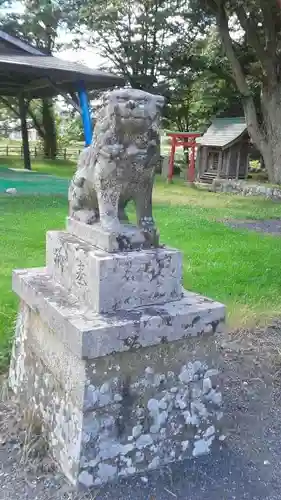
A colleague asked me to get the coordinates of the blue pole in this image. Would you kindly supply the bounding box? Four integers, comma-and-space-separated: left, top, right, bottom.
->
77, 80, 93, 146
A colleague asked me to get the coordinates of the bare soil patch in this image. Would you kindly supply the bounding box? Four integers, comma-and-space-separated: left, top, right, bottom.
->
223, 218, 281, 235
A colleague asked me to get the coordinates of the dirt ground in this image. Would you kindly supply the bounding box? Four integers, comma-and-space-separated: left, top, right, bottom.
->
224, 218, 281, 236
2, 321, 281, 500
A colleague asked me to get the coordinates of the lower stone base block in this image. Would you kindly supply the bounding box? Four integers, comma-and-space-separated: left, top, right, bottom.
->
9, 281, 225, 488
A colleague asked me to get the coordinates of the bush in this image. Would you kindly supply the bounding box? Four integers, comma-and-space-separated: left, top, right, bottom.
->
250, 160, 261, 171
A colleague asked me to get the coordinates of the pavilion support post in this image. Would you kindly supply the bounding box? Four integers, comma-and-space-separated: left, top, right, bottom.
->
19, 94, 31, 171
77, 81, 93, 147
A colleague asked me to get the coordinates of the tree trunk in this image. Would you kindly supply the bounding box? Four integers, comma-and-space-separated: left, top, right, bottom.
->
242, 84, 281, 184
215, 4, 281, 184
42, 98, 57, 159
258, 84, 281, 184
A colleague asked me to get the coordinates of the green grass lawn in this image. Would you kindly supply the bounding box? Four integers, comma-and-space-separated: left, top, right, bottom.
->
1, 160, 281, 372
0, 156, 76, 178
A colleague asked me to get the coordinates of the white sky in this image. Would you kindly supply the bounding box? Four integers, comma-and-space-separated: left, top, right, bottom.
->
57, 47, 103, 69
55, 32, 105, 70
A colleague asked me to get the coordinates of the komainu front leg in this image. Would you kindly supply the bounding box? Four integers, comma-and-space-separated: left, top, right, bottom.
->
68, 176, 99, 224
135, 178, 158, 240
96, 184, 122, 232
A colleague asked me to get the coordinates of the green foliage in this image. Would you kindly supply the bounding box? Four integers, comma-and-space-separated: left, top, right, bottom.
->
250, 160, 261, 171
0, 0, 247, 140
0, 194, 67, 373
70, 0, 243, 132
0, 0, 70, 53
163, 28, 242, 132
188, 31, 243, 130
57, 113, 84, 147
72, 0, 206, 91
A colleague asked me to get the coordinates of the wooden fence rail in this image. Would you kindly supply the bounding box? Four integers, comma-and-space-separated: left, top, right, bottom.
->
0, 145, 82, 161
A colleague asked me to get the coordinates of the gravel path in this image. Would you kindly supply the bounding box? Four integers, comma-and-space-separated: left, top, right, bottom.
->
2, 322, 281, 500
224, 219, 281, 235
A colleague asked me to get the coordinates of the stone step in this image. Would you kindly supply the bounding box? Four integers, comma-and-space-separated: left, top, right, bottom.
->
199, 172, 218, 184
12, 268, 225, 361
46, 230, 183, 313
201, 171, 218, 176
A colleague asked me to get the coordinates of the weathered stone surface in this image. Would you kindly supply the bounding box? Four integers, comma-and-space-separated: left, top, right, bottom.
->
68, 88, 165, 246
12, 268, 225, 359
9, 300, 224, 488
9, 304, 84, 484
46, 230, 182, 312
67, 217, 159, 253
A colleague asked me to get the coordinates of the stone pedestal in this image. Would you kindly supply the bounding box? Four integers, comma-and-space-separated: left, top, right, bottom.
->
9, 220, 225, 489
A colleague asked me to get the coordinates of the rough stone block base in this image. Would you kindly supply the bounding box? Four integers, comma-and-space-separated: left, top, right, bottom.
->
9, 282, 225, 488
10, 220, 225, 489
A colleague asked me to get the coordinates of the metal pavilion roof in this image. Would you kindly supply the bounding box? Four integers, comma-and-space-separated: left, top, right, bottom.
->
0, 29, 44, 55
0, 54, 125, 98
0, 31, 124, 99
0, 30, 125, 169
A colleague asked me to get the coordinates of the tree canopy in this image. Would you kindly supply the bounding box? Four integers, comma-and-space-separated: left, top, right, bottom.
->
188, 0, 281, 182
68, 0, 242, 132
69, 0, 204, 94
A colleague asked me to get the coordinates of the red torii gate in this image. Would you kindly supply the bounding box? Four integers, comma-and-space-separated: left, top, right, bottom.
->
167, 132, 201, 183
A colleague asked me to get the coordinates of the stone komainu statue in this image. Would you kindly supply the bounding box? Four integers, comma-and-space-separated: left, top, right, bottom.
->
68, 88, 165, 234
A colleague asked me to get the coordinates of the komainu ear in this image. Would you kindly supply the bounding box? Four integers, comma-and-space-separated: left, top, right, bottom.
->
155, 96, 165, 109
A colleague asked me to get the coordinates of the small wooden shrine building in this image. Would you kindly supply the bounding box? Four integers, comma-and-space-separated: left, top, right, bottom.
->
196, 117, 249, 184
